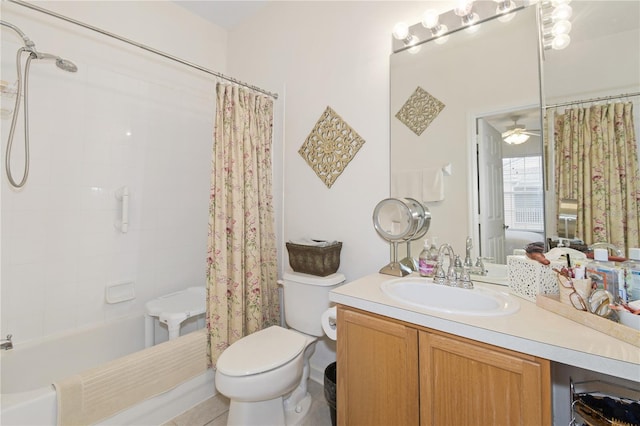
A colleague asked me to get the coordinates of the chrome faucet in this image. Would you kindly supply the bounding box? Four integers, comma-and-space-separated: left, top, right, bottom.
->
434, 244, 454, 285
464, 237, 474, 269
433, 244, 475, 289
589, 242, 623, 257
1, 334, 13, 350
475, 257, 486, 275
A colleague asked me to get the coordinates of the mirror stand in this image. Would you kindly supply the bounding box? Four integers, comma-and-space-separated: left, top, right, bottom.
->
381, 241, 413, 277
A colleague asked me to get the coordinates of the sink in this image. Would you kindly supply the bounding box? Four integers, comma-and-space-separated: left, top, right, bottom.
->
380, 277, 520, 316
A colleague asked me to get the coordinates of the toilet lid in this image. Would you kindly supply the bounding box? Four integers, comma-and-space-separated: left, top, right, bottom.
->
216, 326, 307, 377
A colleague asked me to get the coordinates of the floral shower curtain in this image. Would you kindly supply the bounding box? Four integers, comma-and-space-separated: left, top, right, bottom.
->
554, 102, 640, 253
206, 83, 280, 367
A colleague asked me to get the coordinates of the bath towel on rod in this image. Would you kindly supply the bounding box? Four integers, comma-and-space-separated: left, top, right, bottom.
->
54, 328, 207, 426
390, 169, 422, 201
391, 167, 446, 202
422, 167, 445, 202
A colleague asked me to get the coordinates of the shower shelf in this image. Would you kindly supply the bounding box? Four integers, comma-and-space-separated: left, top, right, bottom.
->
0, 80, 17, 97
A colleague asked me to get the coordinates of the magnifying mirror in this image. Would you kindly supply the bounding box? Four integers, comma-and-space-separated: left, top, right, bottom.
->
373, 198, 430, 276
400, 200, 431, 272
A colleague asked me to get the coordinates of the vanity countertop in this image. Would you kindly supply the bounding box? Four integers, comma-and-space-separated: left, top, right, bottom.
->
330, 273, 640, 382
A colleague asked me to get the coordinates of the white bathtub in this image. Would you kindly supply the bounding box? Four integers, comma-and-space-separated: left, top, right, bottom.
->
1, 315, 215, 426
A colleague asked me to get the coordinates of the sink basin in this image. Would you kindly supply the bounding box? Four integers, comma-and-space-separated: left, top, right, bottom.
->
380, 277, 520, 316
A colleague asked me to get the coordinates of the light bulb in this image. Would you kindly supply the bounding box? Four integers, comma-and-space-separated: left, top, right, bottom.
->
552, 4, 572, 21
454, 1, 474, 17
422, 10, 440, 29
465, 21, 480, 33
392, 22, 409, 40
408, 37, 422, 54
433, 24, 448, 37
552, 20, 572, 36
496, 0, 515, 14
504, 133, 529, 145
406, 35, 420, 51
462, 12, 479, 26
435, 34, 450, 45
552, 34, 571, 50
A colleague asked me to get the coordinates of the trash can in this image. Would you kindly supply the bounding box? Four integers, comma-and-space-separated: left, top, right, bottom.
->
324, 362, 337, 426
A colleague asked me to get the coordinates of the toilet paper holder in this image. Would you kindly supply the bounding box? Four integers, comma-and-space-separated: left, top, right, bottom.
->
321, 306, 337, 340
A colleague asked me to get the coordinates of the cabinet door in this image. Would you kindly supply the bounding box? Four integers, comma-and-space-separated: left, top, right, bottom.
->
419, 331, 551, 426
337, 306, 419, 426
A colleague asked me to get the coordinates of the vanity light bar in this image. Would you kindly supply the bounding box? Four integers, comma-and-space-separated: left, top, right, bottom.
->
540, 0, 573, 50
392, 0, 530, 53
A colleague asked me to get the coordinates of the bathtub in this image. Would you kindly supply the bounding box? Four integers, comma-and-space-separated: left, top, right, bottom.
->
1, 315, 215, 426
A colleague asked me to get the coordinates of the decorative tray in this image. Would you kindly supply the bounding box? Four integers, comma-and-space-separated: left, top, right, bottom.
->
536, 294, 640, 348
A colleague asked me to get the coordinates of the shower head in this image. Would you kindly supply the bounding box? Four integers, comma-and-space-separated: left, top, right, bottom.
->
55, 58, 78, 73
34, 52, 78, 73
1, 21, 78, 73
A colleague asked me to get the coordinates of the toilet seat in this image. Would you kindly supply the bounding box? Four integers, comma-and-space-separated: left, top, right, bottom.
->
217, 326, 307, 377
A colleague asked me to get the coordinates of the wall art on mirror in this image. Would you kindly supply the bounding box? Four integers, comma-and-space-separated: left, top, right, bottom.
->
299, 106, 365, 188
395, 86, 445, 136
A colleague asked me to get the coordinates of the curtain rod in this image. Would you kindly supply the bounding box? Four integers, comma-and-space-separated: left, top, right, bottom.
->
6, 0, 279, 100
544, 91, 640, 109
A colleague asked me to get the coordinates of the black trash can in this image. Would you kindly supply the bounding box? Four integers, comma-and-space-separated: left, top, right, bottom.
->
324, 362, 337, 426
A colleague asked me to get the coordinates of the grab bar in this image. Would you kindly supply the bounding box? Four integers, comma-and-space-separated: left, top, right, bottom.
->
1, 334, 13, 350
115, 186, 129, 233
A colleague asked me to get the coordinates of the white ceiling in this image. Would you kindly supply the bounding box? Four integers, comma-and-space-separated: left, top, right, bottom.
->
173, 1, 268, 30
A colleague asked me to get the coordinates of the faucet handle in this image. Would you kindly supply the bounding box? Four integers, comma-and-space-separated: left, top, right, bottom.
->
446, 265, 458, 287
460, 267, 474, 289
434, 261, 447, 285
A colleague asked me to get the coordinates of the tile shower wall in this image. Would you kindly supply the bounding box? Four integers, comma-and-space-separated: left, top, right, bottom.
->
0, 3, 225, 344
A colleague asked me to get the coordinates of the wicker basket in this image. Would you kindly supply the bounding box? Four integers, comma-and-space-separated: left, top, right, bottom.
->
286, 242, 342, 277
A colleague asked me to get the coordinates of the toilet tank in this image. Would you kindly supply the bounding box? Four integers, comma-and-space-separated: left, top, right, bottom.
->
281, 271, 345, 336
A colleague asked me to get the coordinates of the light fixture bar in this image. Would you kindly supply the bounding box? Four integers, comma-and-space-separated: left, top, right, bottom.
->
392, 0, 529, 53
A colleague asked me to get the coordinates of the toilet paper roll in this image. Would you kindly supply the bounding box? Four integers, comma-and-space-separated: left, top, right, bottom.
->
321, 306, 337, 340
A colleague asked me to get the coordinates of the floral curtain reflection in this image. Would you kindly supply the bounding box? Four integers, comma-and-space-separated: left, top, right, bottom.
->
554, 102, 640, 253
206, 83, 280, 367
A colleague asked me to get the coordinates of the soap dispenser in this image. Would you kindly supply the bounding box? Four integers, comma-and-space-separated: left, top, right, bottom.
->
419, 239, 438, 277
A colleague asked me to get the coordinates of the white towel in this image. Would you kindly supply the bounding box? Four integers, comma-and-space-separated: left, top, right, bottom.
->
390, 169, 422, 200
422, 167, 445, 202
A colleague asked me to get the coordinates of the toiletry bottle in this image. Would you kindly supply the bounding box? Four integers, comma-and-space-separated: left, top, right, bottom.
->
622, 248, 640, 302
586, 248, 622, 302
427, 237, 440, 277
419, 239, 431, 277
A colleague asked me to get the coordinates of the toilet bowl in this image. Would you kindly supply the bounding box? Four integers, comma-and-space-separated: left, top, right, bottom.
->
215, 271, 345, 426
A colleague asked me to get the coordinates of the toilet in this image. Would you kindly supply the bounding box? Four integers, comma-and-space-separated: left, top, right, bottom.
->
215, 271, 345, 426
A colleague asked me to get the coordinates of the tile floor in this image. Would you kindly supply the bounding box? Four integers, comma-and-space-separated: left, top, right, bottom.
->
163, 379, 333, 426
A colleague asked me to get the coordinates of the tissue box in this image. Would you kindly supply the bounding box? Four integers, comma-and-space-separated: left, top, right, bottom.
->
507, 255, 561, 302
286, 242, 342, 277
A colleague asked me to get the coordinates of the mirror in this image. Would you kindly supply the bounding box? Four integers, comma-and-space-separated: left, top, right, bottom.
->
390, 1, 640, 263
373, 198, 430, 276
541, 1, 640, 251
390, 5, 540, 264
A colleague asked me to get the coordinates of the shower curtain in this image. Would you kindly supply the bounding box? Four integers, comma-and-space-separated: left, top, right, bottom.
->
206, 83, 279, 367
554, 102, 640, 253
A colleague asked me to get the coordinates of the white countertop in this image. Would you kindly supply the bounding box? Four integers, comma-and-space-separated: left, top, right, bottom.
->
330, 273, 640, 382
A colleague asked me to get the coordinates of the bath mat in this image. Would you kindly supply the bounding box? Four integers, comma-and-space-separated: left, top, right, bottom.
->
54, 328, 208, 426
